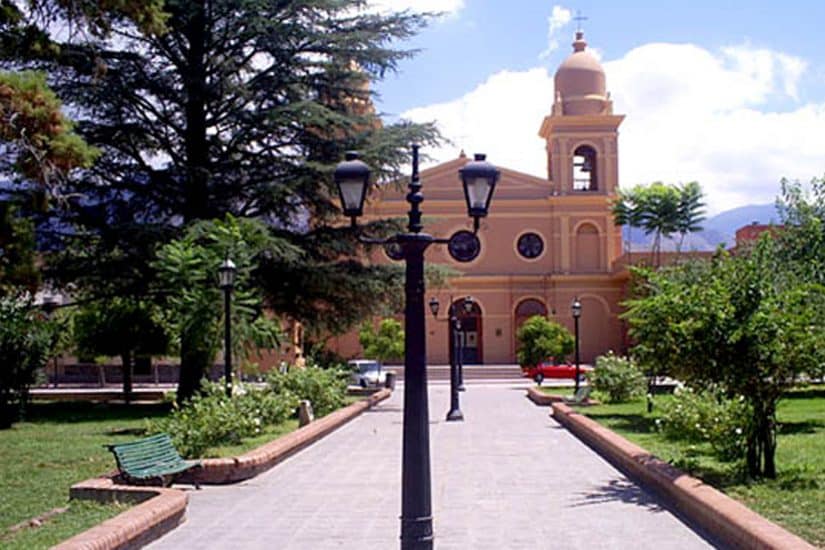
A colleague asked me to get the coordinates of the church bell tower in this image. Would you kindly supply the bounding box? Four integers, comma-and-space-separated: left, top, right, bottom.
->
539, 30, 624, 272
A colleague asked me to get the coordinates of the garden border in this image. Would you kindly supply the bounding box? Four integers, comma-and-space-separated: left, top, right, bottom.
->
551, 401, 816, 550
526, 385, 563, 405
56, 388, 392, 549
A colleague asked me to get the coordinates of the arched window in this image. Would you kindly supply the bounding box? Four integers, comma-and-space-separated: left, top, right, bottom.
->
572, 145, 597, 191
575, 223, 601, 271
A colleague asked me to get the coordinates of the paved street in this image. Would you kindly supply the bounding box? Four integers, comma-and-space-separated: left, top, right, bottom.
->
148, 383, 716, 549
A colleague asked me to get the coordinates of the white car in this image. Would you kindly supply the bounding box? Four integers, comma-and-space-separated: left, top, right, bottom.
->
349, 359, 387, 388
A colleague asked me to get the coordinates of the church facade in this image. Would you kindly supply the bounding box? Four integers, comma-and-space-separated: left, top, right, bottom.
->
330, 31, 632, 365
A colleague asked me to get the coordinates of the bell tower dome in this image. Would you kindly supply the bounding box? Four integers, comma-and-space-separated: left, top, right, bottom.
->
553, 31, 609, 116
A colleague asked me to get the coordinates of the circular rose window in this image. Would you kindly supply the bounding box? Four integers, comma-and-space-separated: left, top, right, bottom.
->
517, 232, 544, 259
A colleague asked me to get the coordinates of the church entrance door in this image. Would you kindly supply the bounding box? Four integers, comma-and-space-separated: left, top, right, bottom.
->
452, 300, 483, 365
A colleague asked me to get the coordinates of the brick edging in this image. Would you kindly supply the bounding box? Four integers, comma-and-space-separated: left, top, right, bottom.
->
58, 389, 392, 549
54, 477, 186, 550
179, 387, 392, 484
551, 402, 816, 550
526, 386, 562, 405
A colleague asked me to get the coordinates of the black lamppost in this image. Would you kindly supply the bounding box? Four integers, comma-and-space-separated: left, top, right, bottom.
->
335, 146, 498, 550
571, 297, 582, 394
219, 257, 237, 397
458, 296, 474, 391
41, 295, 60, 388
428, 295, 471, 422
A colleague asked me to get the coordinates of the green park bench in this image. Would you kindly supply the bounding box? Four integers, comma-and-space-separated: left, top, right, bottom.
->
106, 433, 201, 487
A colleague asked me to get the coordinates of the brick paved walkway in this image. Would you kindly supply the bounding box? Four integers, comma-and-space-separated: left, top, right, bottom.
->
148, 383, 716, 549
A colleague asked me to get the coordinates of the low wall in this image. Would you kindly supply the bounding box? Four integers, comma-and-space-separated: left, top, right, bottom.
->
551, 402, 816, 550
56, 478, 186, 550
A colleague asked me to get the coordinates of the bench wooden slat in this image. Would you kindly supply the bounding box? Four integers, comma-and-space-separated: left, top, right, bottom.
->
107, 432, 200, 485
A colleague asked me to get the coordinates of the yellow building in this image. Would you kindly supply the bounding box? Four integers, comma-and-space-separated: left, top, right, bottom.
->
331, 31, 630, 365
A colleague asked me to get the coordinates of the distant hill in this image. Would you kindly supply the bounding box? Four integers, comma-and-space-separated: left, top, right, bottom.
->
622, 203, 780, 251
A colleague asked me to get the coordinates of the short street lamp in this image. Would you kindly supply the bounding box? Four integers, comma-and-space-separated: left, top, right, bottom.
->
335, 147, 498, 550
41, 295, 60, 388
458, 296, 474, 391
571, 297, 582, 394
219, 257, 237, 397
428, 296, 472, 422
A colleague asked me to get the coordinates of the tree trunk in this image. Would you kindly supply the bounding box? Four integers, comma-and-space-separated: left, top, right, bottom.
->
761, 404, 778, 479
0, 390, 13, 429
121, 351, 133, 405
176, 333, 212, 405
182, 0, 211, 222
746, 435, 759, 477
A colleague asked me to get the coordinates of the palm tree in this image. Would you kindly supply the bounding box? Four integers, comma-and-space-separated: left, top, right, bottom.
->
675, 181, 706, 255
638, 182, 679, 267
612, 186, 645, 266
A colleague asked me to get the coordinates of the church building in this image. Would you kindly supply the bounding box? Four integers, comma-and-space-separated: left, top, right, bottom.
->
331, 31, 631, 365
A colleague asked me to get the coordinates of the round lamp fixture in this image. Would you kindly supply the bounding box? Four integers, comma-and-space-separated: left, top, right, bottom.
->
459, 153, 499, 220
219, 257, 237, 289
333, 151, 371, 220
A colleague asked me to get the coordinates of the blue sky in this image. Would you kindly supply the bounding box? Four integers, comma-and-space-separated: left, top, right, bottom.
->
367, 1, 825, 214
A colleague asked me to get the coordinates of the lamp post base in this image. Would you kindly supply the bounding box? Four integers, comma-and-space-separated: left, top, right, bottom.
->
446, 408, 464, 422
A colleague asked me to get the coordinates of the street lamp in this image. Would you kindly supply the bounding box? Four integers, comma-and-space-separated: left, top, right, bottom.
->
41, 295, 60, 388
571, 297, 582, 394
219, 257, 237, 397
428, 296, 463, 422
458, 296, 474, 391
335, 146, 498, 550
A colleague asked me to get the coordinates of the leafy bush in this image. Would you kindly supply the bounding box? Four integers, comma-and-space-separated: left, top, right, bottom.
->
358, 318, 404, 363
657, 387, 750, 461
588, 352, 646, 403
0, 297, 54, 428
515, 315, 574, 367
151, 382, 296, 458
267, 365, 347, 417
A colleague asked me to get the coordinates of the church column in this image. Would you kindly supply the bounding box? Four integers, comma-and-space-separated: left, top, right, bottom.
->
560, 215, 571, 273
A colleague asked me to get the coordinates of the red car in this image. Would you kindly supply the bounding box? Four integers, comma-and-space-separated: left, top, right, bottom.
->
522, 362, 591, 385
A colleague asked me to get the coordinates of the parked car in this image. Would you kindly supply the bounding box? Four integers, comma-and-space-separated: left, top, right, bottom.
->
348, 359, 387, 388
521, 362, 592, 385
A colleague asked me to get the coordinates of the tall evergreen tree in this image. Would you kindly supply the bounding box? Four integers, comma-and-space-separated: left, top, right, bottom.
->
2, 0, 440, 400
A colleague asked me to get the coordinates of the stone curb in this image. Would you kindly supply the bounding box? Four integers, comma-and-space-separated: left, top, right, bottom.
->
551, 402, 816, 550
526, 386, 599, 406
58, 389, 392, 549
54, 478, 187, 550
526, 386, 562, 405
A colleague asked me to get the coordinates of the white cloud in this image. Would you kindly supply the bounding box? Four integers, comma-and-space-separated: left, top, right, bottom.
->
399, 42, 825, 214
539, 5, 572, 59
367, 0, 464, 16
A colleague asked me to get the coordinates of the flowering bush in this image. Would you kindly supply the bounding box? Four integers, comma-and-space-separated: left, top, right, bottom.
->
151, 382, 296, 458
588, 352, 646, 403
266, 364, 347, 417
657, 386, 750, 461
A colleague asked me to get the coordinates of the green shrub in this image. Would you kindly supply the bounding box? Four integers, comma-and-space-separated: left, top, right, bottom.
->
266, 365, 347, 417
588, 352, 646, 403
151, 382, 295, 458
0, 298, 54, 428
657, 386, 750, 461
515, 315, 574, 367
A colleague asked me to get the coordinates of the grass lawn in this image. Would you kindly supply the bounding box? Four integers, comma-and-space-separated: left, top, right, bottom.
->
0, 393, 360, 548
0, 401, 171, 548
579, 387, 825, 547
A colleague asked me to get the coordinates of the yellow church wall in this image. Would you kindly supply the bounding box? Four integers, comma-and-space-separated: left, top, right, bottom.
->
326, 29, 633, 366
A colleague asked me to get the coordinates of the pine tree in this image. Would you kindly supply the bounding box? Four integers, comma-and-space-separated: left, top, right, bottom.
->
3, 1, 440, 401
